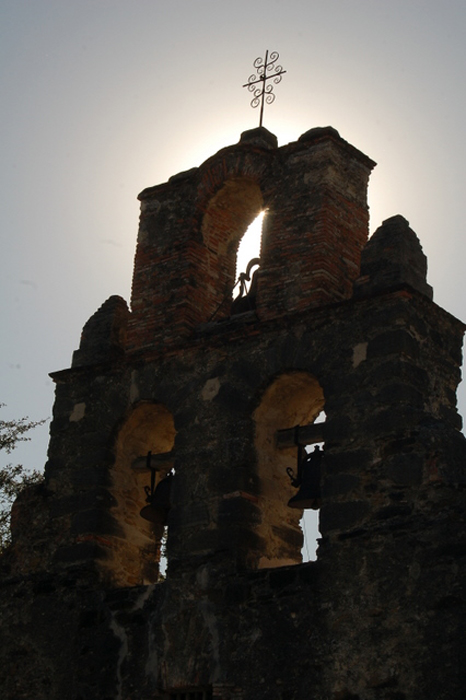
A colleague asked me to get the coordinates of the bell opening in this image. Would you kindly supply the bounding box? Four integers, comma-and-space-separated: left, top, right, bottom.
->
108, 402, 176, 587
296, 411, 326, 562
254, 373, 326, 569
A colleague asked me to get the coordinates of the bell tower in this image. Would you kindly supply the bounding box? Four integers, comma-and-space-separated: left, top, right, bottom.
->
1, 126, 465, 700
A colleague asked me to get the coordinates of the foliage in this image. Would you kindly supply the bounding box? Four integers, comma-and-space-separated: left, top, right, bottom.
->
0, 407, 45, 551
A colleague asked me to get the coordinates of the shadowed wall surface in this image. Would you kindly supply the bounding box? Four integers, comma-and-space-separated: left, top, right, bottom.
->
1, 128, 465, 700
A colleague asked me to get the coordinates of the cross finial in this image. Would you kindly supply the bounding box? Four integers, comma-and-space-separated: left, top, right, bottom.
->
242, 51, 286, 127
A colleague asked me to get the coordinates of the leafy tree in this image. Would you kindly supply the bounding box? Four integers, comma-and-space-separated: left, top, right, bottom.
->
0, 407, 44, 551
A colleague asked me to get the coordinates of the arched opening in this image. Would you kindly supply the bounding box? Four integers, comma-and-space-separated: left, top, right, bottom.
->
253, 372, 325, 569
201, 177, 263, 320
105, 402, 176, 587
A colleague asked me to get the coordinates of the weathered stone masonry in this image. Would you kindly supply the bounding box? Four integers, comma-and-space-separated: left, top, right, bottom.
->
1, 126, 465, 700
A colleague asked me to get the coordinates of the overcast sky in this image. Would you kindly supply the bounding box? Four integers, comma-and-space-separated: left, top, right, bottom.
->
1, 0, 466, 500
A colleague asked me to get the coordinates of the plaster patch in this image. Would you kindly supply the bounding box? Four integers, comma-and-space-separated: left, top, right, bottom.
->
201, 377, 221, 401
129, 584, 156, 611
196, 565, 210, 590
109, 613, 128, 700
352, 342, 368, 368
69, 402, 86, 422
200, 599, 221, 681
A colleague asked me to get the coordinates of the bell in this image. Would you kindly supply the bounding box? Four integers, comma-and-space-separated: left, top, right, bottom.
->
140, 471, 173, 524
287, 486, 321, 510
287, 445, 322, 510
230, 257, 260, 315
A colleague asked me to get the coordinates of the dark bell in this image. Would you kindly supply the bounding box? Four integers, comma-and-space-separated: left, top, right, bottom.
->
139, 504, 165, 525
140, 472, 172, 524
287, 487, 321, 510
287, 446, 322, 510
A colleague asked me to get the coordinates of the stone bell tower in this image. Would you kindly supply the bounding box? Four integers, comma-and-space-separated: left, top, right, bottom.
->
1, 126, 465, 700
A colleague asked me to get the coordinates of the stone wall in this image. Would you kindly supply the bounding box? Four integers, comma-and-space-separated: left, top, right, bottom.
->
0, 128, 465, 700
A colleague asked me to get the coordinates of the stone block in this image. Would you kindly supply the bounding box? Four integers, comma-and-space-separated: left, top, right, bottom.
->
385, 454, 423, 486
323, 450, 372, 475
367, 329, 420, 360
50, 489, 117, 517
268, 566, 298, 590
374, 503, 413, 520
52, 541, 110, 564
218, 496, 261, 526
323, 473, 360, 497
70, 509, 125, 538
320, 500, 370, 532
376, 382, 424, 407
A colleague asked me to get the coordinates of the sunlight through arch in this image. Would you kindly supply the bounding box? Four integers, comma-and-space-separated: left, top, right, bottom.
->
236, 211, 265, 283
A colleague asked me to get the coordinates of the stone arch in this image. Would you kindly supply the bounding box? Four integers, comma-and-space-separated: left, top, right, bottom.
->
104, 402, 176, 586
200, 177, 264, 320
253, 371, 325, 569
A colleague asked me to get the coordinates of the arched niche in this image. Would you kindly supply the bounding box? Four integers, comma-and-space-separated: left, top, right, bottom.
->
253, 372, 325, 569
105, 402, 176, 587
200, 177, 264, 320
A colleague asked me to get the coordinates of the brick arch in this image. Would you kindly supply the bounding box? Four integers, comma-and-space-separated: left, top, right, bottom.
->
187, 137, 277, 324
199, 177, 264, 321
128, 142, 277, 350
253, 371, 325, 569
195, 135, 276, 210
103, 402, 176, 587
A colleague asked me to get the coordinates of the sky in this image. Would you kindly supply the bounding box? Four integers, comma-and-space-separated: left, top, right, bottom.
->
1, 0, 466, 551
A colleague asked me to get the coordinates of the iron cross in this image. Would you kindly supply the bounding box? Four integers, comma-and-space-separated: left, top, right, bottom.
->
243, 50, 286, 127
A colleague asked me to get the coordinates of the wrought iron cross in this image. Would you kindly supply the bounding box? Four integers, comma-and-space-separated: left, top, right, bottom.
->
243, 51, 286, 127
